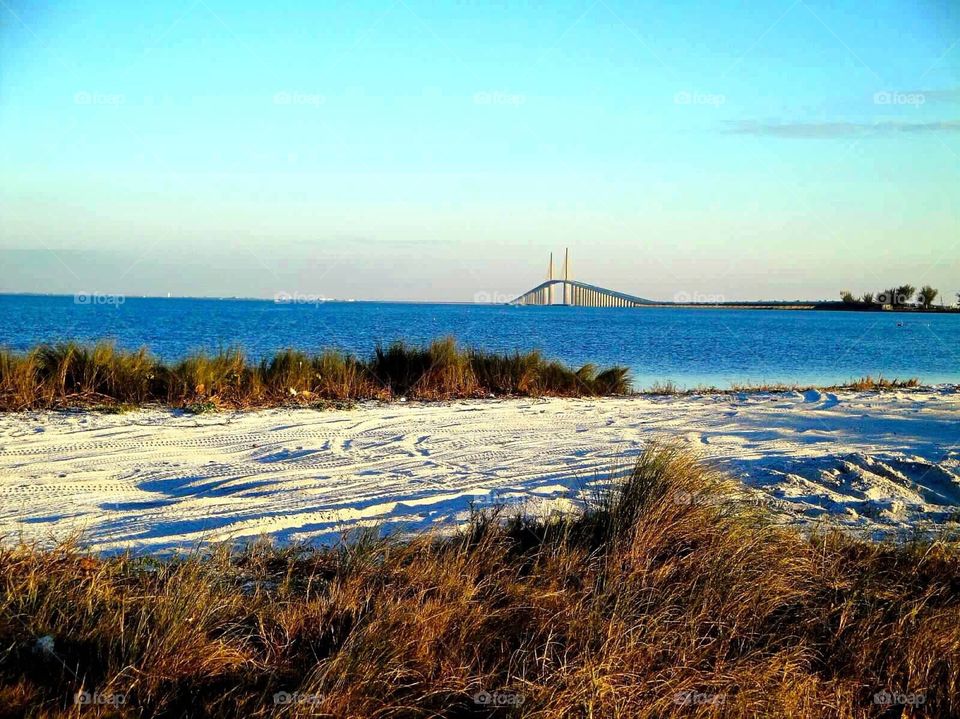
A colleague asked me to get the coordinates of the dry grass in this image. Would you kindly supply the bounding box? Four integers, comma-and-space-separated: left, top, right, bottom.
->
641, 376, 921, 396
842, 375, 920, 391
0, 338, 630, 411
0, 446, 956, 717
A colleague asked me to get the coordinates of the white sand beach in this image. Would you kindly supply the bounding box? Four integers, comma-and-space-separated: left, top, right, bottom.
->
1, 387, 958, 553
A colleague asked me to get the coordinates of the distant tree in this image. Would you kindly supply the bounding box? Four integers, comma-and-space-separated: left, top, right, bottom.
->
957, 292, 960, 307
840, 290, 856, 304
917, 286, 938, 309
895, 284, 916, 306
861, 292, 874, 305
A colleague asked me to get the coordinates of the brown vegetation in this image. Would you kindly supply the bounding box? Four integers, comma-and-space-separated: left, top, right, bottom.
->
0, 339, 630, 411
642, 376, 920, 396
0, 446, 956, 717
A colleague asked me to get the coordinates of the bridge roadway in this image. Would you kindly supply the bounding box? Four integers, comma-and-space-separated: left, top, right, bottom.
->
510, 279, 656, 307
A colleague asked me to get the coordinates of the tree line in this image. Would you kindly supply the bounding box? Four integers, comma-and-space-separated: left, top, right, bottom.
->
839, 284, 948, 309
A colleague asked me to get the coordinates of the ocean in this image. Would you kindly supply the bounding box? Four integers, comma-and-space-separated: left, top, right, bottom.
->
1, 294, 958, 388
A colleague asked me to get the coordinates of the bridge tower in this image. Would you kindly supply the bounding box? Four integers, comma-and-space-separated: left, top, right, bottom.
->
509, 249, 653, 307
547, 253, 554, 305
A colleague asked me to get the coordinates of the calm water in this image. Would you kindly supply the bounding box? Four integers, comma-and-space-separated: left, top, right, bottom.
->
1, 295, 958, 388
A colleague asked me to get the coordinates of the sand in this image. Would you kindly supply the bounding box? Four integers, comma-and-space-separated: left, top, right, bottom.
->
1, 387, 958, 553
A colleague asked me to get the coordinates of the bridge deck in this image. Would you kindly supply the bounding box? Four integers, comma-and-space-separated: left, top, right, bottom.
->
510, 279, 655, 307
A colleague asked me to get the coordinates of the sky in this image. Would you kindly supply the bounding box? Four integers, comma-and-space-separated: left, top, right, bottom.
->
1, 0, 958, 302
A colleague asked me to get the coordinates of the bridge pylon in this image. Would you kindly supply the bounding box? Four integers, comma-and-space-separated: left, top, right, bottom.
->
509, 250, 654, 307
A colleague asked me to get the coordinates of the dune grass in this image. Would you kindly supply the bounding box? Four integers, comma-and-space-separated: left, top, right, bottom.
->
642, 375, 921, 396
842, 375, 921, 391
0, 339, 630, 411
0, 446, 956, 717
1, 341, 925, 411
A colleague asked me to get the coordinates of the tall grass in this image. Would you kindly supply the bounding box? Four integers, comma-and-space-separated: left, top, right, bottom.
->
0, 342, 158, 408
0, 446, 955, 717
844, 375, 920, 391
313, 349, 383, 400
0, 347, 39, 410
0, 338, 630, 410
370, 338, 479, 398
165, 348, 257, 405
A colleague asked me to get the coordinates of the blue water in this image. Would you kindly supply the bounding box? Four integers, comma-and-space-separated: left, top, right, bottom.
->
1, 295, 958, 388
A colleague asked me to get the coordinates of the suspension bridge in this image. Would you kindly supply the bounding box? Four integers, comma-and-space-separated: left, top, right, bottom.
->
510, 250, 656, 307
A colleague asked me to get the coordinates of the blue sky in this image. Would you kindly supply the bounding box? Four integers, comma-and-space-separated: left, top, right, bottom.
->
1, 0, 958, 301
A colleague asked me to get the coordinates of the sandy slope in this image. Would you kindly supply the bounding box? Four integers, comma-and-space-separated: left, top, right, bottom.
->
1, 388, 958, 552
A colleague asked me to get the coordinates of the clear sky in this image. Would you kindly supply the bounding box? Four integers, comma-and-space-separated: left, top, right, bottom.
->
1, 0, 957, 302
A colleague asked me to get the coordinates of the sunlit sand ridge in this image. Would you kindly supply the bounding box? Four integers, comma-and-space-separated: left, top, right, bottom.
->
1, 387, 958, 552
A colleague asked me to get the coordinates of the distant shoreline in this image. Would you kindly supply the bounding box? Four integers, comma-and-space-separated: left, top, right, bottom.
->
642, 301, 960, 313
3, 292, 959, 312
